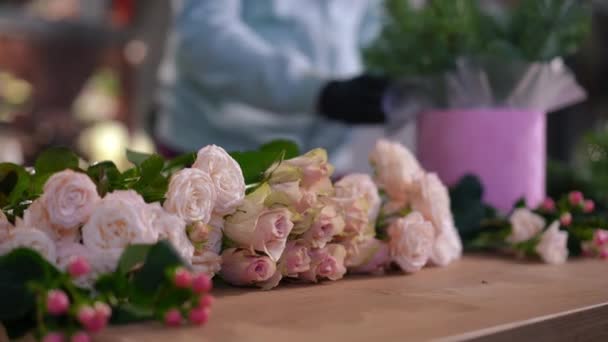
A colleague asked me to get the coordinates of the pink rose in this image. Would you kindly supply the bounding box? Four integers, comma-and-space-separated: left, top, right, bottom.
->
333, 197, 370, 238
300, 244, 347, 282
411, 173, 463, 266
82, 190, 157, 254
193, 145, 246, 215
369, 139, 422, 203
19, 200, 80, 243
224, 184, 294, 261
334, 173, 381, 221
508, 208, 545, 244
0, 210, 13, 241
278, 240, 311, 277
387, 212, 434, 273
0, 227, 56, 264
219, 248, 277, 287
147, 203, 194, 262
267, 149, 334, 190
342, 236, 390, 274
164, 168, 216, 224
300, 204, 345, 248
192, 250, 222, 278
41, 170, 100, 230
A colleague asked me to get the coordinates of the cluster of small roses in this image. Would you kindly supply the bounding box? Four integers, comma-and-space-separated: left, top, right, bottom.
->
503, 190, 607, 264
215, 139, 463, 289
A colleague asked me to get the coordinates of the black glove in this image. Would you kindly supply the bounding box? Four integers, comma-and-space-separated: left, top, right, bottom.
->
317, 74, 390, 124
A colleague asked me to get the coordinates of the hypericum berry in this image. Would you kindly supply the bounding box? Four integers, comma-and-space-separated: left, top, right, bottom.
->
594, 230, 608, 246
164, 308, 182, 327
560, 212, 573, 227
68, 257, 91, 277
173, 267, 192, 288
77, 306, 98, 332
600, 249, 608, 260
188, 307, 210, 326
199, 294, 214, 308
42, 332, 64, 342
583, 200, 595, 213
71, 331, 91, 342
568, 191, 584, 206
46, 289, 70, 316
540, 197, 556, 212
192, 273, 212, 293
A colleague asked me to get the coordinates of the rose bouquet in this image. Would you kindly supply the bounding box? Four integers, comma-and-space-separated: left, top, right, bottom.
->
0, 139, 462, 340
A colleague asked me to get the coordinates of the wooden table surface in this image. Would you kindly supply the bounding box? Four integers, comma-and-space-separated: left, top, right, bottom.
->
94, 255, 608, 342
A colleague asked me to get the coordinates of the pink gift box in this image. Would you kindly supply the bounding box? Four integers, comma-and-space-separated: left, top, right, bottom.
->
416, 108, 546, 213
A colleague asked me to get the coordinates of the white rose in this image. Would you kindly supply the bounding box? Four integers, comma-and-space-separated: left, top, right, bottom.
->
0, 228, 56, 264
335, 173, 381, 221
18, 200, 79, 244
188, 218, 223, 255
82, 190, 157, 254
535, 221, 568, 265
41, 170, 100, 230
192, 250, 222, 278
300, 203, 345, 248
193, 145, 246, 215
164, 168, 217, 224
387, 212, 435, 273
411, 173, 463, 266
369, 139, 422, 203
148, 203, 194, 262
508, 208, 545, 243
224, 184, 294, 261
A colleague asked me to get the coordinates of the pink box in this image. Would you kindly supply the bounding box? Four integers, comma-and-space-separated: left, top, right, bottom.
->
416, 108, 546, 213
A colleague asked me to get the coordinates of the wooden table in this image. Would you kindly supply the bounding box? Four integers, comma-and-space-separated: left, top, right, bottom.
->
97, 256, 608, 342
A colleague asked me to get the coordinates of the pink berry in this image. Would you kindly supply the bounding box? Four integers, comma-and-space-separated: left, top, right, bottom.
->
43, 332, 64, 342
541, 197, 556, 212
77, 306, 96, 331
164, 309, 182, 327
199, 295, 214, 308
94, 302, 112, 319
600, 249, 608, 260
188, 307, 210, 326
68, 257, 91, 277
174, 268, 192, 288
46, 290, 70, 316
568, 191, 584, 206
192, 274, 212, 293
71, 332, 90, 342
594, 230, 608, 246
583, 200, 595, 213
560, 212, 572, 227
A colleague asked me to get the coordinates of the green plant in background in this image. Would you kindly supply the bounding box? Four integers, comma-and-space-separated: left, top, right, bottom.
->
365, 0, 592, 77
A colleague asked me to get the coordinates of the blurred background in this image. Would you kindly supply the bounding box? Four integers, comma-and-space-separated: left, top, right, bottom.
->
0, 0, 607, 176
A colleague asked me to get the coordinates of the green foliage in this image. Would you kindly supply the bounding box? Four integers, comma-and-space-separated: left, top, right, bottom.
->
365, 0, 591, 77
449, 174, 498, 240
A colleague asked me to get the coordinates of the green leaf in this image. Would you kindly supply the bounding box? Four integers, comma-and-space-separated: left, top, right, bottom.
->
87, 161, 122, 196
0, 163, 30, 207
259, 140, 300, 159
34, 147, 79, 175
163, 152, 196, 175
94, 272, 130, 299
118, 244, 153, 274
132, 241, 185, 295
230, 140, 301, 185
109, 303, 154, 325
0, 248, 59, 320
2, 313, 36, 339
126, 150, 154, 167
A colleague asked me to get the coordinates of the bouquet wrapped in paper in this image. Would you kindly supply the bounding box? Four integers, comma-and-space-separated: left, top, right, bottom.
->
367, 0, 591, 212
